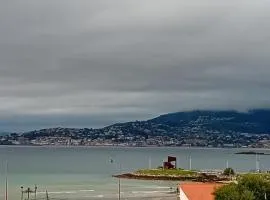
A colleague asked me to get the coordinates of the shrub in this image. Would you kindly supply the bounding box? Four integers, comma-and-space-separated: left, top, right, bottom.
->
215, 174, 270, 200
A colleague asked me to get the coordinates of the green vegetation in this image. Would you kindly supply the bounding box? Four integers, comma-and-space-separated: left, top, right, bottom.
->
223, 167, 235, 176
135, 168, 197, 176
215, 174, 270, 200
215, 183, 254, 200
243, 173, 270, 181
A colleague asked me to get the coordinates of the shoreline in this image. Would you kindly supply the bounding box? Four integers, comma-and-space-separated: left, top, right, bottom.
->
2, 144, 270, 150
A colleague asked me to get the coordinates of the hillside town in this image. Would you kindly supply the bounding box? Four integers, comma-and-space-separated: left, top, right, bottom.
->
1, 126, 270, 148
1, 110, 270, 148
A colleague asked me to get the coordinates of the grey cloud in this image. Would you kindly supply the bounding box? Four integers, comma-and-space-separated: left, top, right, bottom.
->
0, 0, 270, 131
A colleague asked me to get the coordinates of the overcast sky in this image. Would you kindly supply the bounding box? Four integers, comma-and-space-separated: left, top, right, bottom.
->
1, 0, 270, 132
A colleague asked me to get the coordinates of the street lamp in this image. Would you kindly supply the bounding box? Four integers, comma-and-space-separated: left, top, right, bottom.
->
27, 188, 31, 200
111, 158, 122, 200
34, 185, 38, 200
21, 186, 35, 200
117, 163, 122, 200
20, 186, 24, 200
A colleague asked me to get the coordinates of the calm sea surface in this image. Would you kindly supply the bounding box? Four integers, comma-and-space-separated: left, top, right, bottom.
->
0, 146, 270, 200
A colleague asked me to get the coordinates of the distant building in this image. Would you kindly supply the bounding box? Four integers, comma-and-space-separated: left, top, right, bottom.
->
178, 183, 223, 200
18, 137, 30, 145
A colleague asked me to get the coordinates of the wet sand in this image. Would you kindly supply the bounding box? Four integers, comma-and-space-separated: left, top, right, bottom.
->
88, 195, 178, 200
89, 193, 178, 200
128, 194, 178, 200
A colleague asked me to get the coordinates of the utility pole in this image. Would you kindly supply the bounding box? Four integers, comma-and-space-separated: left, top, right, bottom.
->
118, 163, 122, 200
189, 155, 192, 170
5, 161, 8, 200
118, 177, 121, 200
256, 154, 260, 172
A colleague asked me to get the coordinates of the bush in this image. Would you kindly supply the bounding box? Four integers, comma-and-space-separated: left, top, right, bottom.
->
214, 183, 241, 200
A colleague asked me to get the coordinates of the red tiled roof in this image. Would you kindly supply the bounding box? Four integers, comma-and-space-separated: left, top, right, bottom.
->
179, 183, 223, 200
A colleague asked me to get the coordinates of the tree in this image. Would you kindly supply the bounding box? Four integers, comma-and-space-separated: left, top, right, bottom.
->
223, 168, 235, 176
215, 174, 270, 200
238, 174, 270, 200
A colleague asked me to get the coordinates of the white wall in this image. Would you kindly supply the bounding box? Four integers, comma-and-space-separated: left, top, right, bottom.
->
179, 187, 189, 200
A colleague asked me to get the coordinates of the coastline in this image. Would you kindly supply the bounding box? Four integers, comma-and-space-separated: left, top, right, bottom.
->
2, 144, 270, 150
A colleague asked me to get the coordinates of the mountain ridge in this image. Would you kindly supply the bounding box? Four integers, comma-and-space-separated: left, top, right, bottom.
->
23, 109, 270, 136
2, 109, 270, 147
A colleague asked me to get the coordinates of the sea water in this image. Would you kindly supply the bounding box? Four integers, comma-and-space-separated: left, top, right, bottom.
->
0, 146, 269, 200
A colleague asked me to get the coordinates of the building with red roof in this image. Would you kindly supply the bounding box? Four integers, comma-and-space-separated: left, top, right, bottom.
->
178, 183, 223, 200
